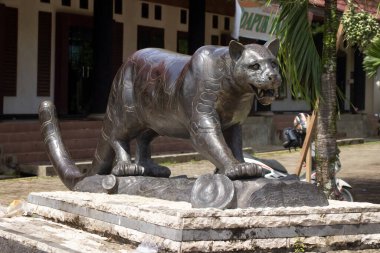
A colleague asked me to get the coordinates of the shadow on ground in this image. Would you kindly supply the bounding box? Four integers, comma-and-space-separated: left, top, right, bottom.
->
342, 178, 380, 204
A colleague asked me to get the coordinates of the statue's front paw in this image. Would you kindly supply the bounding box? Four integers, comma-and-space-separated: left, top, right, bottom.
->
138, 162, 171, 178
144, 164, 171, 177
111, 161, 144, 176
225, 162, 265, 180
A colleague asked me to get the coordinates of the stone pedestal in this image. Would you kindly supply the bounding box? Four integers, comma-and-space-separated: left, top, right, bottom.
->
23, 191, 380, 252
73, 174, 329, 209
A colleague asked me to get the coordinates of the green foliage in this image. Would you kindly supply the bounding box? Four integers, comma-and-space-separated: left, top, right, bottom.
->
293, 238, 305, 253
364, 35, 380, 77
266, 0, 321, 103
341, 1, 380, 51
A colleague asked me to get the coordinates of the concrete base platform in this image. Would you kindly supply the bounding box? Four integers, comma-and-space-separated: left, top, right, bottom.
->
22, 191, 380, 252
0, 216, 132, 253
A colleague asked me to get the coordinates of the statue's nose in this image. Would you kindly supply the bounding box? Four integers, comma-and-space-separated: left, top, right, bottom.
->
267, 73, 281, 87
267, 73, 279, 81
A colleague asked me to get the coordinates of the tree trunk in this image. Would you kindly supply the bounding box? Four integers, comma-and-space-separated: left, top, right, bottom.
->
315, 0, 339, 199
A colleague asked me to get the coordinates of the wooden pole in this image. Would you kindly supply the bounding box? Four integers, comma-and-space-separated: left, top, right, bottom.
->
305, 143, 312, 182
295, 111, 317, 177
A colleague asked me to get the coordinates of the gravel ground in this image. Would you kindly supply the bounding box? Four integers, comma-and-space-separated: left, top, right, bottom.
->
0, 141, 379, 206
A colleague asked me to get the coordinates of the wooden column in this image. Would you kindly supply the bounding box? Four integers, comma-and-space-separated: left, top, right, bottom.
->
92, 0, 113, 113
0, 4, 5, 114
0, 5, 18, 114
188, 0, 205, 54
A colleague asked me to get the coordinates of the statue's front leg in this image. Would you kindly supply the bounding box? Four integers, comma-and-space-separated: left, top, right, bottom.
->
223, 124, 244, 163
190, 116, 265, 179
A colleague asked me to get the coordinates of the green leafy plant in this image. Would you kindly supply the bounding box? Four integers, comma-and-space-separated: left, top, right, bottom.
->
293, 238, 305, 253
341, 1, 380, 51
364, 35, 380, 77
272, 0, 322, 102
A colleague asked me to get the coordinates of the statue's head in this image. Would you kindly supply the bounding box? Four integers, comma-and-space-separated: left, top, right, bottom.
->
229, 39, 282, 105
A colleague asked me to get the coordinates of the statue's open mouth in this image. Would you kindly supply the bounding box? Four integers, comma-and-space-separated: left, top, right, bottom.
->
251, 86, 278, 105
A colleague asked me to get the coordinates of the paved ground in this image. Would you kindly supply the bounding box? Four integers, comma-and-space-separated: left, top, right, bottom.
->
0, 141, 379, 206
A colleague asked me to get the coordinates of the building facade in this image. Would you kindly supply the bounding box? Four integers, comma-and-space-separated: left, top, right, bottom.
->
0, 0, 379, 117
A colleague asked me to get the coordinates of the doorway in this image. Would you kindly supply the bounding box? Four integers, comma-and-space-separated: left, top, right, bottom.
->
351, 49, 366, 113
55, 13, 93, 115
55, 12, 123, 115
68, 26, 93, 114
137, 26, 164, 49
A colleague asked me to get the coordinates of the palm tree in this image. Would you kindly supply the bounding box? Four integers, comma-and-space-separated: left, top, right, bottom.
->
267, 0, 340, 197
315, 0, 340, 198
364, 35, 380, 77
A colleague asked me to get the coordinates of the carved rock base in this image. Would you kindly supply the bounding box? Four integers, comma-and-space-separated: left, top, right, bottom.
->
73, 174, 328, 209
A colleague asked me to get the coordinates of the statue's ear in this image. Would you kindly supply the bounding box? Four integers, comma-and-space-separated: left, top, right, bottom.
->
229, 40, 245, 62
264, 38, 279, 56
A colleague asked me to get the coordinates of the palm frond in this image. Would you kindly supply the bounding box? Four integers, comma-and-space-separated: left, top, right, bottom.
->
364, 35, 380, 77
267, 0, 322, 102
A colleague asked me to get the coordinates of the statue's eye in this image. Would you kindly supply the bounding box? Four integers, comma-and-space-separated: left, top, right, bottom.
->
250, 63, 260, 70
271, 61, 277, 68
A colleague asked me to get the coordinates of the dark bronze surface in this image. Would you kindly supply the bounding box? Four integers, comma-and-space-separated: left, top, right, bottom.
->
36, 40, 327, 209
72, 174, 328, 209
40, 40, 281, 189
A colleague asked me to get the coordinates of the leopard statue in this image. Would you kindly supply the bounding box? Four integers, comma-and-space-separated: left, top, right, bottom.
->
39, 39, 282, 190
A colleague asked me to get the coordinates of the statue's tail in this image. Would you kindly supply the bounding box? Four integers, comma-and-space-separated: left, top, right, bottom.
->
39, 101, 86, 190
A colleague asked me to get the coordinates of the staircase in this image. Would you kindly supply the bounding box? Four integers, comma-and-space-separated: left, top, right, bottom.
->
0, 120, 102, 165
0, 119, 195, 166
1, 113, 375, 167
1, 115, 290, 167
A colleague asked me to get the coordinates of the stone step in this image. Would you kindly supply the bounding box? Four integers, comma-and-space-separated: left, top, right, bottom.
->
0, 120, 101, 164
0, 128, 101, 143
0, 121, 40, 133
18, 147, 253, 177
0, 119, 196, 165
337, 137, 365, 146
13, 138, 193, 167
0, 216, 132, 253
0, 120, 102, 133
25, 191, 380, 252
7, 140, 193, 166
16, 148, 96, 165
2, 138, 98, 154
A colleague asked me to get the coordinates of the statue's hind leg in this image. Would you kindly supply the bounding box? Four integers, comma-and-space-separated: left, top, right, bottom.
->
92, 123, 144, 176
110, 138, 146, 176
91, 129, 115, 175
93, 106, 145, 176
135, 130, 171, 177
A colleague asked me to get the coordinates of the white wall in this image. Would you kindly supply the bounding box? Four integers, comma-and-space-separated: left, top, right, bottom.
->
3, 0, 236, 114
3, 0, 377, 115
271, 91, 311, 112
2, 0, 95, 114
3, 0, 45, 114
